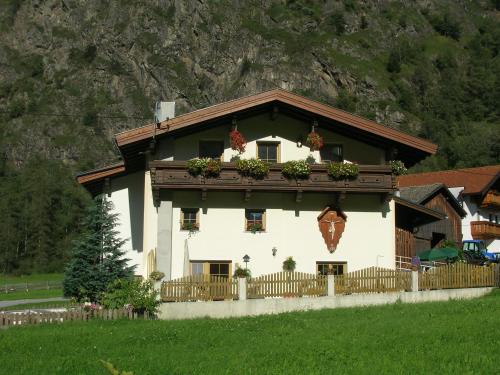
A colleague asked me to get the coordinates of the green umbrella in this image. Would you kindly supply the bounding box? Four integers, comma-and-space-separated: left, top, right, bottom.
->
417, 247, 458, 261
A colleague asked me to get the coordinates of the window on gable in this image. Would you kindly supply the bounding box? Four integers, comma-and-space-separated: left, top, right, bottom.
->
181, 208, 199, 231
257, 142, 280, 163
199, 140, 224, 160
245, 209, 266, 232
316, 262, 347, 276
320, 144, 343, 162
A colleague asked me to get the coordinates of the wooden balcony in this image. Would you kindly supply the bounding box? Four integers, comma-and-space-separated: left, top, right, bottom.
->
480, 191, 500, 209
471, 221, 500, 240
149, 161, 395, 198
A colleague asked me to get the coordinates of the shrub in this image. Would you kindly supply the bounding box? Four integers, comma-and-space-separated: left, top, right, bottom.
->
236, 158, 270, 179
283, 256, 296, 272
389, 160, 407, 175
101, 278, 160, 315
306, 131, 323, 151
327, 162, 359, 180
282, 160, 311, 179
233, 266, 251, 278
148, 271, 165, 282
186, 158, 221, 177
229, 129, 246, 154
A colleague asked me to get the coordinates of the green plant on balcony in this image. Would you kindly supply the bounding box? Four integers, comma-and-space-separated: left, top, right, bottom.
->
282, 160, 311, 180
389, 160, 408, 176
247, 222, 263, 233
326, 162, 359, 180
181, 222, 199, 232
186, 158, 221, 177
236, 158, 270, 179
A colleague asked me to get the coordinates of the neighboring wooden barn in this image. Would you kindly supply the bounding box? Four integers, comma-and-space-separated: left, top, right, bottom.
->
395, 184, 466, 258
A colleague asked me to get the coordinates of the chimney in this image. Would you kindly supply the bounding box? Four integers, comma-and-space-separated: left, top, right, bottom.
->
154, 101, 175, 123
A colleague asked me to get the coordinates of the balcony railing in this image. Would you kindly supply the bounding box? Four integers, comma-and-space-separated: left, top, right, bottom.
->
149, 161, 395, 194
480, 191, 500, 209
471, 221, 500, 240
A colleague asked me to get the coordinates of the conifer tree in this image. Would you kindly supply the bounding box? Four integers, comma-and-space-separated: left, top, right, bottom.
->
63, 195, 135, 302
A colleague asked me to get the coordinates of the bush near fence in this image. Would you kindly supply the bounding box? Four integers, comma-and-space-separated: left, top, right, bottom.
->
0, 308, 152, 328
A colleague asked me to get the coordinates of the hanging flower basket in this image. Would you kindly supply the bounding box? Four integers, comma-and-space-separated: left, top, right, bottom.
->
306, 131, 324, 151
229, 129, 246, 154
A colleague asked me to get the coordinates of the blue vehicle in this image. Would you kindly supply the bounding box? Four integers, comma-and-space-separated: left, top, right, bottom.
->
462, 240, 500, 264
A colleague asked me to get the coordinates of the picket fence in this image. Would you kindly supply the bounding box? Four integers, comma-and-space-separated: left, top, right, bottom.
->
419, 263, 497, 290
0, 308, 152, 328
161, 274, 238, 302
334, 267, 412, 294
2, 281, 63, 293
160, 264, 499, 303
247, 272, 327, 298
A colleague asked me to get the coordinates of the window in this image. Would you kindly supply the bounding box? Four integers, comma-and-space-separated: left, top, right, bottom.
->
199, 140, 224, 160
181, 208, 199, 231
245, 209, 266, 232
320, 144, 343, 162
209, 263, 230, 278
191, 262, 204, 275
257, 142, 280, 163
190, 261, 231, 278
316, 262, 347, 276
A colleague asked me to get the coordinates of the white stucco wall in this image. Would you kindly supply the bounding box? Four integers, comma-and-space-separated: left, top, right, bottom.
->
168, 191, 395, 279
169, 113, 384, 164
108, 172, 145, 275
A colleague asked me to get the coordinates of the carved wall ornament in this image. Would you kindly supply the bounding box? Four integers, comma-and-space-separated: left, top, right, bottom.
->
317, 206, 347, 253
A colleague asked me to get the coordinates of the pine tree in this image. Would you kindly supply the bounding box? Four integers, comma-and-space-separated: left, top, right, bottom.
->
63, 195, 135, 302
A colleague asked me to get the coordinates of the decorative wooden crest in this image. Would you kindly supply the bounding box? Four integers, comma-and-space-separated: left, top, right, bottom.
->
317, 206, 347, 253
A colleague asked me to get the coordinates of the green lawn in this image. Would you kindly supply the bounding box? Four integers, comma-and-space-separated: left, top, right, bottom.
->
0, 273, 64, 301
1, 290, 499, 375
0, 273, 63, 284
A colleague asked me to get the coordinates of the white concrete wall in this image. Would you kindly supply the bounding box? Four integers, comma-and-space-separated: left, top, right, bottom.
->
169, 113, 385, 164
108, 172, 145, 275
158, 287, 494, 320
142, 171, 158, 277
168, 191, 395, 279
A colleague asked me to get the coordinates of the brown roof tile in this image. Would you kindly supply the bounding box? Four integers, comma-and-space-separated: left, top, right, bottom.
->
398, 165, 500, 195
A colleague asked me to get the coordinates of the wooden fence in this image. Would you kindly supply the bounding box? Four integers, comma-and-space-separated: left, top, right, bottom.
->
0, 308, 151, 328
247, 271, 327, 298
2, 281, 63, 293
419, 263, 497, 290
161, 274, 238, 302
335, 267, 412, 294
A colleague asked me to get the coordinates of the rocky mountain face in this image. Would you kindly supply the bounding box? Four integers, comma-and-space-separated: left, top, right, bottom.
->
1, 0, 498, 172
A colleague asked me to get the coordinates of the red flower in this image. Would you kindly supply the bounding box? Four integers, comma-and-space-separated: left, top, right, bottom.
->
229, 129, 246, 154
306, 131, 323, 151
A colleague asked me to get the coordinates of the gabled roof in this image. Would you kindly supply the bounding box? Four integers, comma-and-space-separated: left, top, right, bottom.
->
399, 183, 467, 218
116, 88, 436, 156
398, 165, 500, 196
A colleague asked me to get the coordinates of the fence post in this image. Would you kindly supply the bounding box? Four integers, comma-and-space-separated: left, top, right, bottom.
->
327, 274, 335, 297
411, 270, 419, 292
238, 277, 247, 301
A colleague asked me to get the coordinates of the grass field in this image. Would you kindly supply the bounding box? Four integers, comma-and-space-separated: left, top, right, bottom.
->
0, 290, 499, 374
0, 273, 63, 301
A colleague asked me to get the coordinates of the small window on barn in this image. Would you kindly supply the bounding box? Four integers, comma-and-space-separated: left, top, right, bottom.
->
257, 142, 280, 163
245, 209, 266, 232
320, 144, 343, 162
199, 140, 224, 160
181, 208, 199, 231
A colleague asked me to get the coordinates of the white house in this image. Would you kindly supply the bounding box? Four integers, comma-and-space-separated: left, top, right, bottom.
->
399, 165, 500, 252
77, 89, 437, 280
